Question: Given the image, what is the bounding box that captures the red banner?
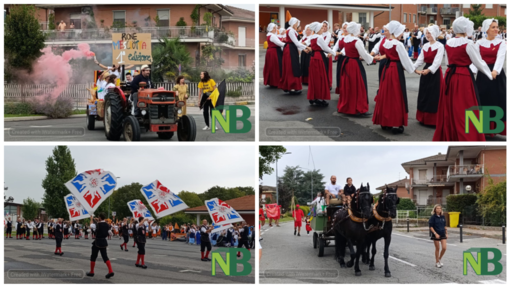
[266,203,281,219]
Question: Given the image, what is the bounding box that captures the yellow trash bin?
[449,212,460,228]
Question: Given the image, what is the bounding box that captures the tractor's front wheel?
[123,115,141,141]
[177,115,197,141]
[103,94,124,141]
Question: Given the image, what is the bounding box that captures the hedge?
[397,198,416,210]
[446,194,477,212]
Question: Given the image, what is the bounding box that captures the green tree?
[4,5,46,72]
[48,12,56,30]
[259,146,287,178]
[200,44,224,69]
[477,181,506,226]
[22,197,41,220]
[197,186,246,202]
[190,5,200,25]
[97,183,148,220]
[176,17,187,26]
[203,12,213,27]
[41,146,77,219]
[152,37,192,82]
[178,191,203,208]
[467,4,484,16]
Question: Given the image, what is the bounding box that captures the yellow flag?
[209,87,220,107]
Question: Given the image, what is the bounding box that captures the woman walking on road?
[429,204,448,268]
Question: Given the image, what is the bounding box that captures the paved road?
[259,49,506,142]
[4,236,255,283]
[4,105,255,142]
[259,222,506,284]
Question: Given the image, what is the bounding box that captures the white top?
[309,34,334,54]
[108,67,121,78]
[288,28,307,51]
[323,31,332,47]
[200,226,209,233]
[368,33,380,42]
[268,33,285,48]
[331,35,346,54]
[445,37,493,79]
[475,38,506,74]
[413,42,445,74]
[371,36,386,54]
[382,39,416,73]
[106,83,116,89]
[96,79,108,100]
[325,182,342,196]
[258,240,262,250]
[90,223,96,229]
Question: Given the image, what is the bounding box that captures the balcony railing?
[42,26,214,42]
[214,32,255,48]
[440,7,460,15]
[427,6,438,14]
[419,6,427,13]
[447,164,484,179]
[413,175,449,185]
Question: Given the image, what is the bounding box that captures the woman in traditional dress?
[306,22,334,106]
[333,22,349,94]
[372,21,416,134]
[474,18,506,136]
[337,22,374,116]
[370,24,390,83]
[263,23,285,88]
[413,25,444,126]
[300,25,312,85]
[322,21,333,89]
[433,17,494,141]
[278,18,307,94]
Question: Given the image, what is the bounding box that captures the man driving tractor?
[130,65,154,116]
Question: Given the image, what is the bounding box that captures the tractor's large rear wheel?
[123,115,141,141]
[103,94,124,141]
[177,115,197,141]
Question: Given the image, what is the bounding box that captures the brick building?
[401,146,506,206]
[184,195,255,226]
[5,4,254,70]
[259,185,277,208]
[375,177,411,200]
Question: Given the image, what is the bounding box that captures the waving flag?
[265,203,280,219]
[64,169,117,213]
[205,198,244,225]
[212,222,233,233]
[140,180,188,218]
[64,194,90,221]
[127,200,154,220]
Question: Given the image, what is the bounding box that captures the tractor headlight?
[177,101,186,108]
[138,102,146,108]
[141,110,147,116]
[177,108,182,115]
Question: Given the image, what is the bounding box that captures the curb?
[5,114,86,122]
[395,228,504,240]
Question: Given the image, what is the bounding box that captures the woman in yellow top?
[197,71,217,130]
[173,76,189,115]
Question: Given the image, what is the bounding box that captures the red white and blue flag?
[212,222,232,233]
[127,200,154,220]
[140,180,188,218]
[64,169,117,213]
[64,194,90,221]
[205,198,244,225]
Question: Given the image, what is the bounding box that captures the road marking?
[30,125,52,127]
[389,255,416,267]
[479,279,506,284]
[180,270,201,273]
[4,128,12,131]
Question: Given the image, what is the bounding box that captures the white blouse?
[413,41,445,74]
[308,34,334,54]
[368,33,380,42]
[475,38,506,74]
[382,39,416,73]
[287,28,307,51]
[445,37,493,79]
[342,36,374,63]
[371,36,386,55]
[267,33,285,48]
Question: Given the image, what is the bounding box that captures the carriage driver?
[324,176,342,205]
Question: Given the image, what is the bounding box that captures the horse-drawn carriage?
[310,197,345,257]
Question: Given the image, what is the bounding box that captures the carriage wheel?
[313,232,318,249]
[318,238,325,257]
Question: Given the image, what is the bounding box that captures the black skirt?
[476,64,506,121]
[335,55,346,92]
[300,50,311,77]
[417,63,442,113]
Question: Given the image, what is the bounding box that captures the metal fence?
[4,82,254,109]
[395,206,449,227]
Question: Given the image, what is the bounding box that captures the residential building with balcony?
[4,4,254,71]
[401,146,506,207]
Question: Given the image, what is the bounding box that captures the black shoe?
[294,230,296,236]
[206,258,211,261]
[283,90,289,93]
[309,100,315,105]
[321,100,329,106]
[54,252,59,255]
[381,126,392,130]
[135,263,141,267]
[120,245,123,250]
[60,252,64,256]
[298,233,301,236]
[201,258,208,262]
[392,126,404,134]
[125,249,128,252]
[86,272,94,277]
[105,272,114,279]
[141,265,147,269]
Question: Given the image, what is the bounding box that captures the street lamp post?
[275,152,291,206]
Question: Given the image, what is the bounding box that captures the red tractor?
[87,82,196,141]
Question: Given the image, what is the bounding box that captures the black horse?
[333,183,374,276]
[365,185,400,277]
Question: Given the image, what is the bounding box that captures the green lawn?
[5,110,87,118]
